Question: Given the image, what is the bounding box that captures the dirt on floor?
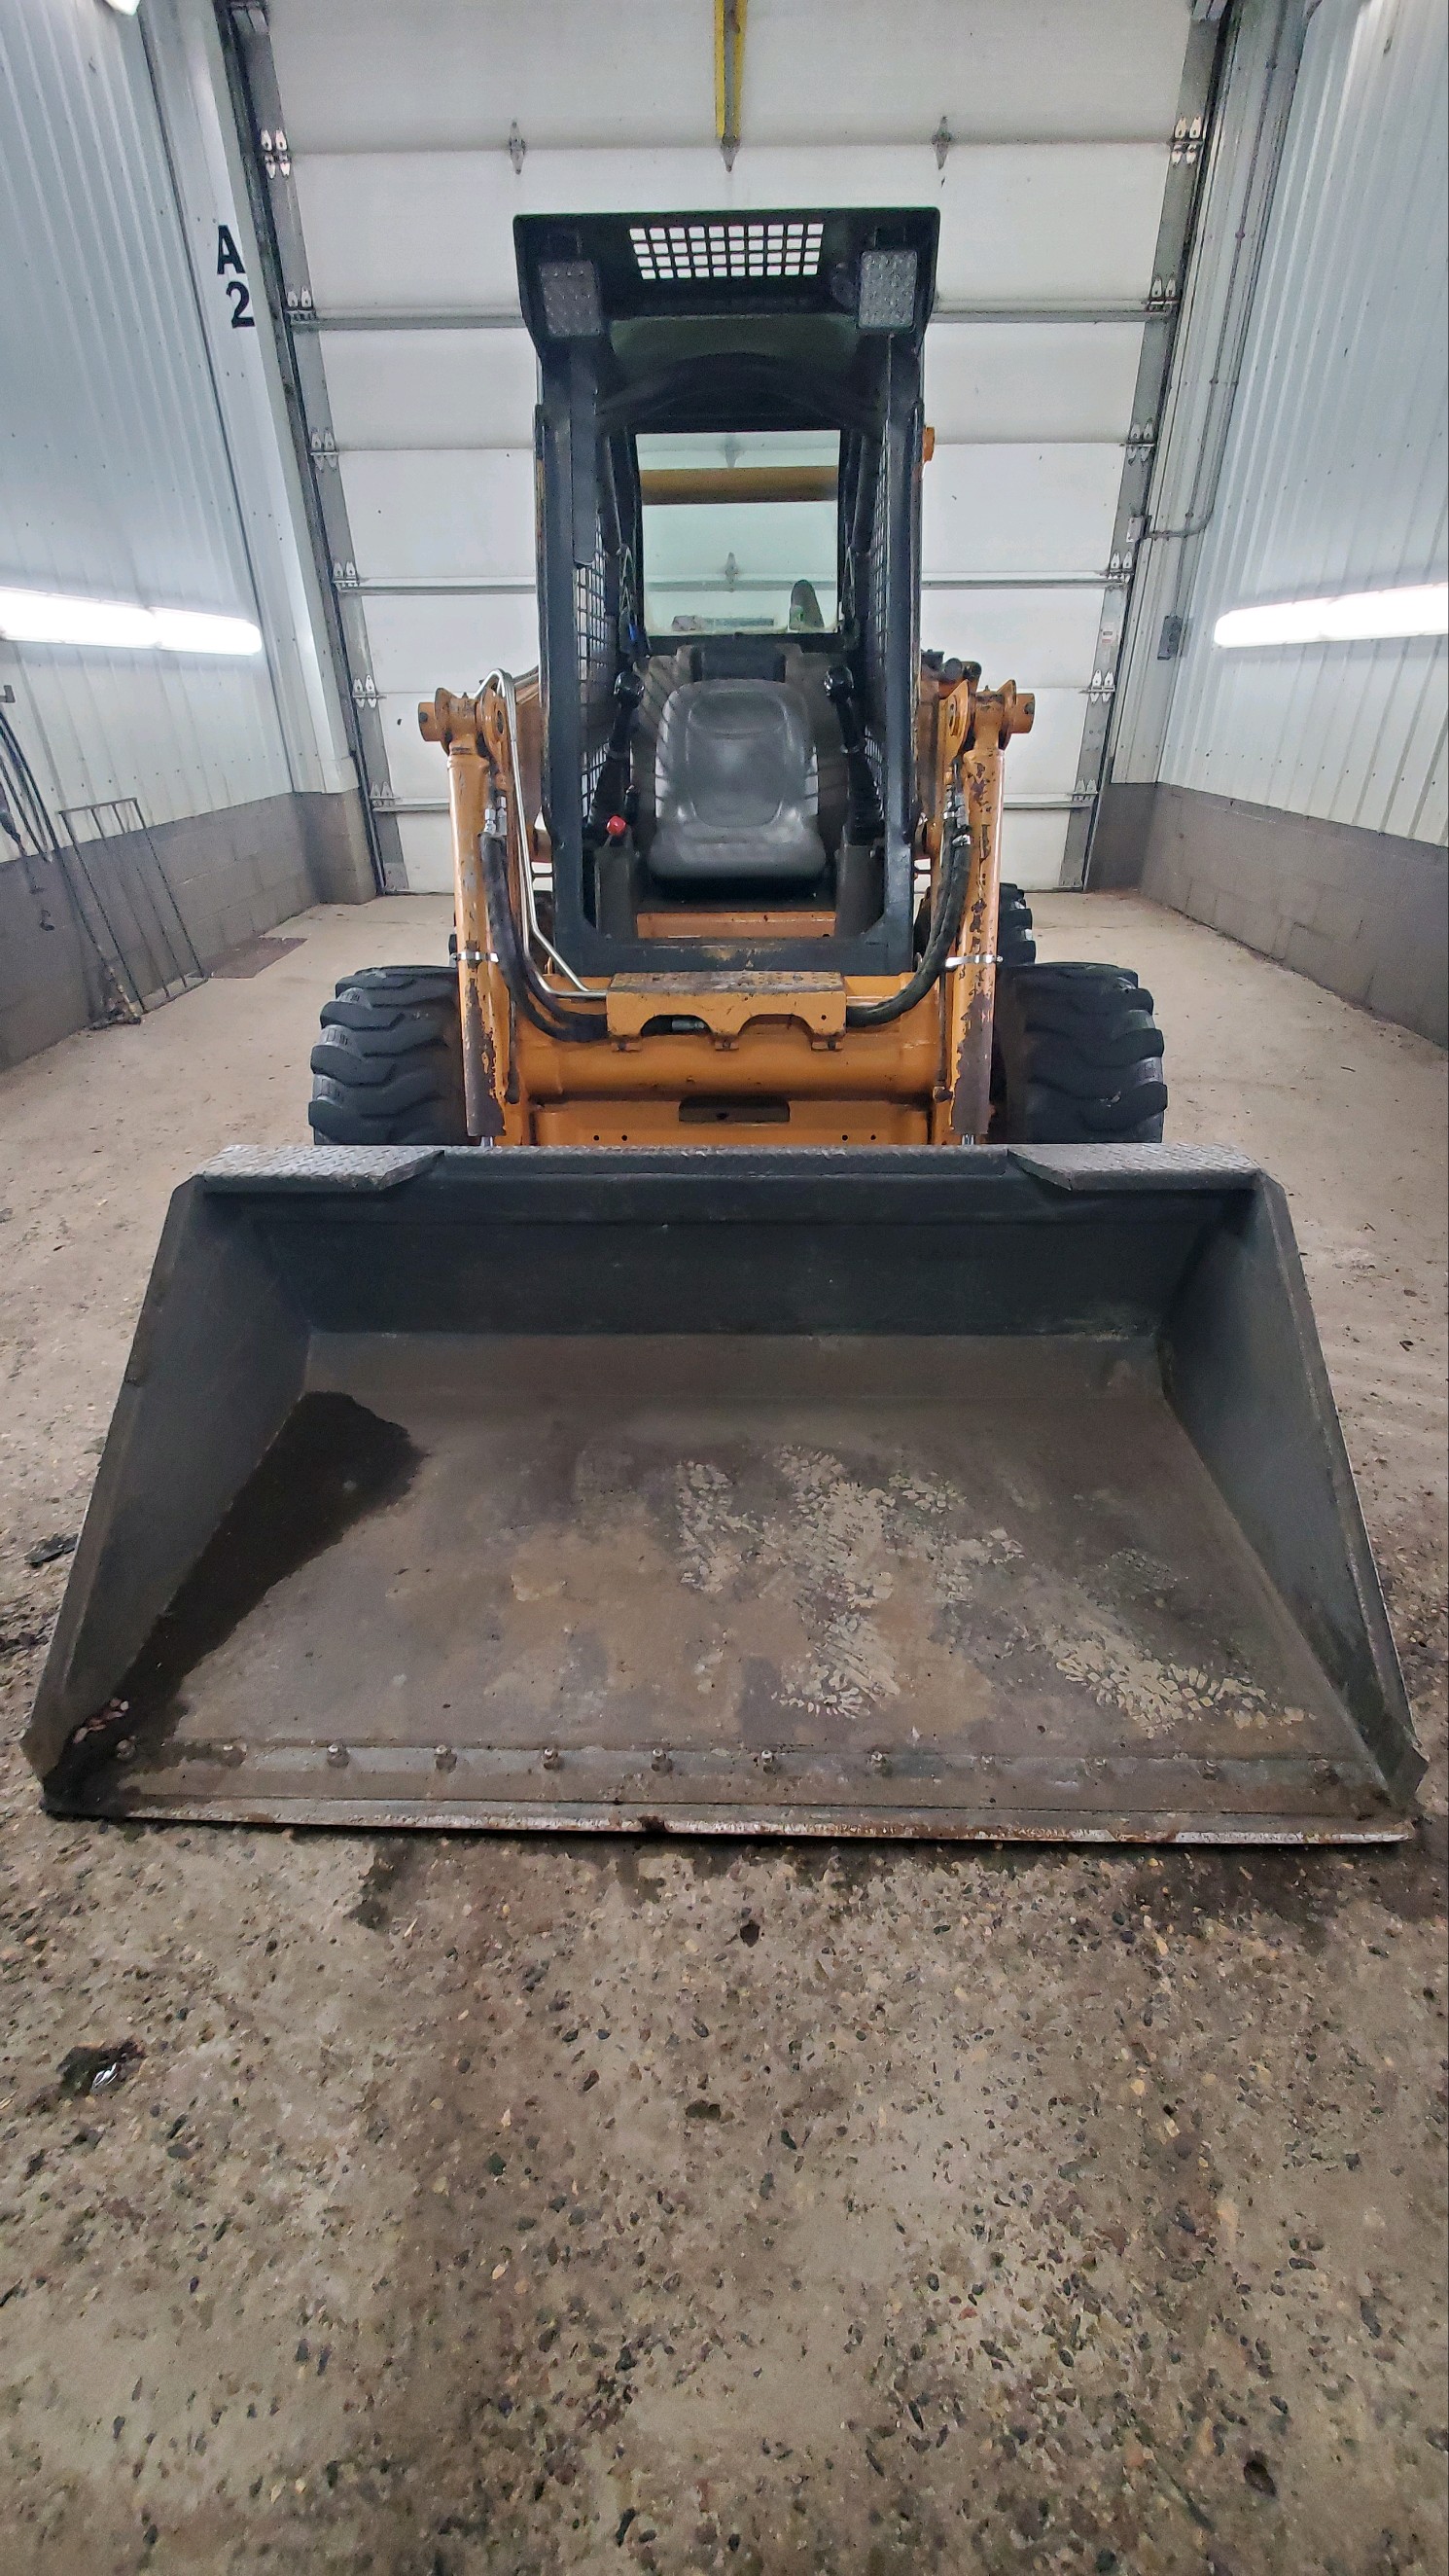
[1,892,1445,2576]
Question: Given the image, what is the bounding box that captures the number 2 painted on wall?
[216,223,256,329]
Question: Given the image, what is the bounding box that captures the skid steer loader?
[27,209,1421,1843]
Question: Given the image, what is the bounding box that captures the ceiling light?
[152,607,265,655]
[101,0,142,16]
[1214,583,1448,648]
[0,589,263,656]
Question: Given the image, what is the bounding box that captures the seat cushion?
[650,680,829,881]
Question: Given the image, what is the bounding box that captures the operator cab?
[513,208,938,976]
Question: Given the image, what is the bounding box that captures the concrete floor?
[1,892,1444,2576]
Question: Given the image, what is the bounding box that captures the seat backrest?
[650,680,828,882]
[688,636,787,683]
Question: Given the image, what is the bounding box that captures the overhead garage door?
[230,0,1219,893]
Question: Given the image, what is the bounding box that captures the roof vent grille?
[628,219,825,285]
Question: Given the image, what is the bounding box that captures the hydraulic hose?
[480,830,610,1044]
[843,826,970,1028]
[481,666,594,992]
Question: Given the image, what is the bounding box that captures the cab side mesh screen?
[575,542,613,804]
[862,437,890,805]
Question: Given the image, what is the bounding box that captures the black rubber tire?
[308,964,468,1145]
[997,881,1036,968]
[991,960,1168,1143]
[915,877,1035,964]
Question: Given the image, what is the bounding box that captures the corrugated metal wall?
[0,0,292,825]
[1116,0,1447,844]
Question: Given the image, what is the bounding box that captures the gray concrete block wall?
[1091,780,1447,1047]
[0,787,377,1071]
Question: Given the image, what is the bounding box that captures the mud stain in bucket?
[50,1392,420,1797]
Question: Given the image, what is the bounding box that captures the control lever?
[587,667,644,843]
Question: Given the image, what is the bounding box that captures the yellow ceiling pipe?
[715,0,747,169]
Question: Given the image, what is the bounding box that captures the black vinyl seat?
[649,679,829,882]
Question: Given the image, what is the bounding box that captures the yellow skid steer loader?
[27,210,1422,1842]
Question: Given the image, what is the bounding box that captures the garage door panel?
[337,450,535,581]
[990,686,1089,796]
[921,586,1109,688]
[993,809,1072,891]
[321,319,1140,456]
[322,330,538,450]
[269,0,711,154]
[923,446,1123,577]
[272,0,1189,153]
[394,809,456,895]
[365,591,540,696]
[380,694,461,803]
[924,323,1143,444]
[294,144,1169,316]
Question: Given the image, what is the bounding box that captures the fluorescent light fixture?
[152,607,264,655]
[1214,582,1448,649]
[101,0,142,15]
[0,588,263,656]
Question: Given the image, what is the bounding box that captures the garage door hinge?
[369,787,402,812]
[352,676,379,710]
[1126,419,1157,461]
[283,285,315,318]
[1170,116,1206,166]
[1148,274,1180,311]
[308,427,339,468]
[332,560,360,590]
[1087,669,1117,704]
[259,127,291,181]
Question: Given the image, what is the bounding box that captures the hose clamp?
[945,951,1003,969]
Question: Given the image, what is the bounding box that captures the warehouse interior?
[1,2,1445,2570]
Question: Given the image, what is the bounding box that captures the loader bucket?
[27,1144,1421,1843]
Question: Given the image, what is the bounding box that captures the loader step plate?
[65,1336,1404,1842]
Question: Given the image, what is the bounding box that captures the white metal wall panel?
[1139,0,1448,843]
[269,0,1191,153]
[0,0,292,824]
